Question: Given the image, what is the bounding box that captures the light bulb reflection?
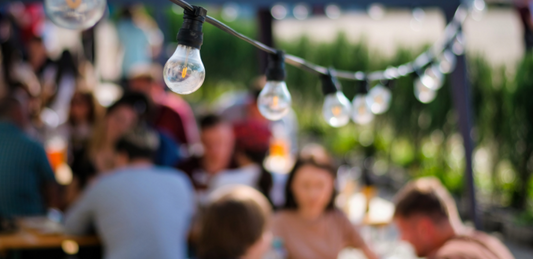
[323,91,351,127]
[258,81,291,121]
[420,66,444,90]
[164,45,205,95]
[45,0,106,30]
[352,94,374,125]
[438,51,457,74]
[452,33,465,56]
[414,78,437,103]
[366,84,391,114]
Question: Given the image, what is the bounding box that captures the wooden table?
[0,218,99,255]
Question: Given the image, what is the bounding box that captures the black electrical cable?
[168,0,470,82]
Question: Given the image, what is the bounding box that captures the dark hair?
[393,178,450,221]
[0,97,20,119]
[198,187,271,259]
[107,92,151,120]
[199,114,224,130]
[115,126,159,161]
[68,91,98,126]
[283,146,337,211]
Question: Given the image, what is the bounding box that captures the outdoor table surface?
[0,219,99,253]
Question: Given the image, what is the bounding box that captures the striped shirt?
[0,122,56,217]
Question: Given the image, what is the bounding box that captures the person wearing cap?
[64,126,194,259]
[127,63,200,156]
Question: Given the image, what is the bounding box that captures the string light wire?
[168,0,473,82]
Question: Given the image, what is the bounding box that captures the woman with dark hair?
[272,144,378,259]
[198,186,272,259]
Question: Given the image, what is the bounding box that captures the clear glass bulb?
[420,66,444,90]
[258,81,292,121]
[452,33,465,56]
[323,91,351,127]
[352,94,374,125]
[366,84,391,114]
[164,45,205,95]
[438,50,457,74]
[45,0,106,30]
[414,78,437,103]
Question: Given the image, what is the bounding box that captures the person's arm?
[338,210,379,259]
[63,185,97,235]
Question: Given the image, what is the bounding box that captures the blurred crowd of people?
[0,3,516,259]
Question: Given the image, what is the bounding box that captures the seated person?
[393,177,514,259]
[271,145,377,259]
[127,64,200,149]
[64,126,194,259]
[0,89,59,217]
[197,185,272,259]
[179,114,235,195]
[69,92,180,194]
[209,120,273,201]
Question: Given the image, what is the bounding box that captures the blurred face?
[28,40,47,66]
[394,215,435,257]
[70,94,91,124]
[291,165,334,216]
[105,105,137,143]
[128,77,153,96]
[201,123,235,174]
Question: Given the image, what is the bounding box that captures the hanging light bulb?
[414,76,437,103]
[452,32,465,56]
[45,0,106,30]
[438,50,457,74]
[164,6,207,95]
[351,80,374,124]
[258,51,291,121]
[321,69,352,127]
[366,82,392,115]
[419,65,444,90]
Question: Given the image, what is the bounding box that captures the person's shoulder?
[272,210,297,234]
[153,167,194,186]
[435,231,514,259]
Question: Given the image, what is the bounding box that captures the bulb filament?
[182,47,191,79]
[272,96,279,108]
[65,0,82,8]
[332,106,341,116]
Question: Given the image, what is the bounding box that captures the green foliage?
[157,12,532,207]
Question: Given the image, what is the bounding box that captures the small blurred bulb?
[321,69,351,127]
[164,45,205,94]
[258,51,291,121]
[45,0,106,30]
[414,77,437,103]
[438,50,457,74]
[258,81,291,121]
[366,84,391,114]
[164,6,207,95]
[352,94,374,125]
[452,33,465,56]
[420,66,444,90]
[323,91,352,127]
